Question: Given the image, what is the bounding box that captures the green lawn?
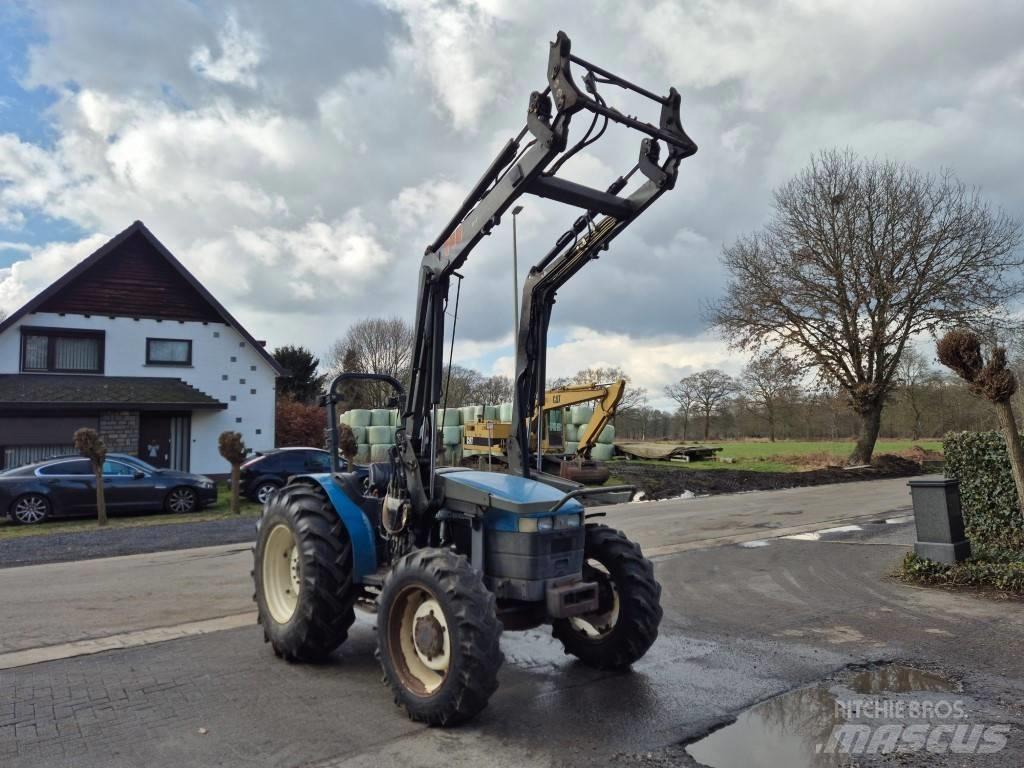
[0,484,261,541]
[618,439,943,473]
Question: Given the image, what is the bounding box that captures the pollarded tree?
[741,352,802,442]
[937,329,1024,519]
[219,431,248,514]
[74,428,107,527]
[711,149,1023,465]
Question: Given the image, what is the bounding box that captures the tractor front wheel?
[552,524,662,669]
[377,548,503,726]
[253,483,356,662]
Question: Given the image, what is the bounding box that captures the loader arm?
[396,30,695,509]
[570,380,625,458]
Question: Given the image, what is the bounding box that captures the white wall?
[0,312,277,474]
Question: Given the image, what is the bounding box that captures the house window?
[146,338,192,366]
[20,327,104,373]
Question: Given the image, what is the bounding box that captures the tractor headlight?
[556,513,581,529]
[518,516,554,533]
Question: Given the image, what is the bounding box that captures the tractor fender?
[294,473,377,583]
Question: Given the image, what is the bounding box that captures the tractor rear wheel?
[552,524,661,669]
[252,483,356,662]
[377,548,503,726]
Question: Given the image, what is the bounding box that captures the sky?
[0,0,1022,409]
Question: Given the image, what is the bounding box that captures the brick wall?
[99,410,139,454]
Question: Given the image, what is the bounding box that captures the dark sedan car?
[238,448,334,504]
[0,455,217,525]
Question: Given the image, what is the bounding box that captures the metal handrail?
[548,484,636,514]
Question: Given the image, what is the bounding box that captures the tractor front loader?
[252,31,697,726]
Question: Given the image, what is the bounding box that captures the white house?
[0,221,282,474]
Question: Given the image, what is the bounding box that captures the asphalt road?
[0,477,915,654]
[3,476,1023,767]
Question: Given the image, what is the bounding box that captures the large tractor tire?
[552,524,662,669]
[252,483,356,662]
[377,548,503,726]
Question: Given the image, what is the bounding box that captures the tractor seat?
[368,462,393,494]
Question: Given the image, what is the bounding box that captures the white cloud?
[0,234,110,310]
[189,10,264,88]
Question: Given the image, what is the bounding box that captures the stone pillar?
[98,411,140,455]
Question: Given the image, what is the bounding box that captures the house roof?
[0,221,284,375]
[0,374,227,412]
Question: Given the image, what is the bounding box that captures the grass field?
[0,484,261,541]
[620,439,943,473]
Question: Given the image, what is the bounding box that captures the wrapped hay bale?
[591,443,615,461]
[564,441,579,455]
[498,402,514,421]
[482,405,498,421]
[462,405,483,424]
[438,408,461,427]
[389,409,400,426]
[367,425,397,445]
[351,426,367,444]
[348,409,372,428]
[442,425,463,446]
[339,411,351,426]
[563,423,578,442]
[370,444,392,462]
[355,444,371,463]
[597,424,615,444]
[370,409,392,426]
[570,405,594,426]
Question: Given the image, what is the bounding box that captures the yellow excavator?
[463,380,624,484]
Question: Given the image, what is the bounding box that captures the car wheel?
[166,487,198,514]
[12,494,50,525]
[255,481,280,505]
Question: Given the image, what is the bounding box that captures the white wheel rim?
[570,562,620,639]
[14,496,47,524]
[169,489,194,513]
[257,484,275,504]
[390,587,450,695]
[263,524,300,624]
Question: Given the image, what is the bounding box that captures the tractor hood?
[438,470,584,516]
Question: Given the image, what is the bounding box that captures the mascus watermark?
[819,723,1010,755]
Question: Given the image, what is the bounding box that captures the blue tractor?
[252,31,697,726]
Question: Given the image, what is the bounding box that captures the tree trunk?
[849,402,882,465]
[230,464,241,515]
[681,412,689,441]
[994,400,1024,519]
[94,468,107,527]
[768,411,776,442]
[703,411,711,441]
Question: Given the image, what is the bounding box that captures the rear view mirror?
[133,470,145,479]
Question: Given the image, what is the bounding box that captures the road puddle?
[685,664,958,767]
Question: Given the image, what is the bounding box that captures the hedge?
[943,431,1024,546]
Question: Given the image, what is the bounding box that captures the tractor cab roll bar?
[399,30,697,510]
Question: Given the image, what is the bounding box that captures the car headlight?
[200,478,215,488]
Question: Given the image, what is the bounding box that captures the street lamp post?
[511,206,523,341]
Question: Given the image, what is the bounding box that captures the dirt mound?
[612,455,924,500]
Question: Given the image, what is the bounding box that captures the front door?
[139,413,191,470]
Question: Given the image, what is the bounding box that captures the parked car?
[0,455,218,525]
[238,448,335,504]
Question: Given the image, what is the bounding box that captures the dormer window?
[20,327,104,373]
[146,338,192,366]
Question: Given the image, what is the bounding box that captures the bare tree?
[219,431,248,514]
[664,378,697,440]
[440,364,481,408]
[74,428,107,526]
[711,150,1022,464]
[683,369,737,440]
[471,374,514,405]
[895,347,938,441]
[741,352,801,442]
[937,329,1024,519]
[328,317,415,407]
